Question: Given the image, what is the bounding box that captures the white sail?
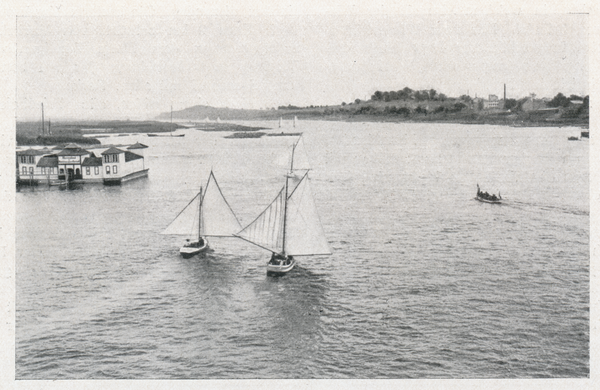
[161,193,201,239]
[200,172,242,237]
[162,171,240,239]
[290,136,311,172]
[284,173,331,256]
[237,137,330,258]
[236,187,285,253]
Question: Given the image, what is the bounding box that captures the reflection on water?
[16,121,588,378]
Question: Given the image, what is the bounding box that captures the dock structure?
[16,142,149,186]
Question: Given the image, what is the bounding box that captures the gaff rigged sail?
[161,193,201,239]
[284,173,331,256]
[162,171,241,239]
[235,187,285,253]
[200,172,242,237]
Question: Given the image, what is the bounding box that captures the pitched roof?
[101,146,126,155]
[36,156,58,167]
[82,156,103,167]
[127,142,149,149]
[56,146,90,156]
[17,148,46,156]
[125,151,143,162]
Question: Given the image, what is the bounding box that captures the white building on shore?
[16,142,149,186]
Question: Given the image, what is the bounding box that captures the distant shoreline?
[16,113,588,147]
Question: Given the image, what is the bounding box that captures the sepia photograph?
[2,2,594,388]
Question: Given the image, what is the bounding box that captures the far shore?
[16,112,588,147]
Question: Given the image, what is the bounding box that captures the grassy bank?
[161,99,589,129]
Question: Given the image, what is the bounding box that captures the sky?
[15,14,589,120]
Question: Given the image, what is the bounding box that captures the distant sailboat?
[148,106,185,137]
[268,116,302,137]
[162,170,241,258]
[235,137,331,275]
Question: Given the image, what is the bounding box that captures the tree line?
[371,87,448,102]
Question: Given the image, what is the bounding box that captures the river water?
[15,121,589,379]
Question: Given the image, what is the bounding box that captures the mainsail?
[161,193,201,239]
[162,171,241,239]
[236,187,285,253]
[284,173,331,256]
[200,171,242,237]
[236,171,330,256]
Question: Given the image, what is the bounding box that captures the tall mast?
[198,185,203,240]
[41,103,45,136]
[281,141,297,254]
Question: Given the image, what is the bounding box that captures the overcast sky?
[16,14,588,120]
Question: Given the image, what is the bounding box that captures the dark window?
[29,167,33,174]
[113,165,117,174]
[60,168,64,174]
[104,155,109,163]
[95,167,99,175]
[22,167,27,174]
[86,167,90,175]
[20,156,26,163]
[106,165,110,174]
[112,154,119,162]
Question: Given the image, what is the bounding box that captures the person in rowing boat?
[270,252,282,265]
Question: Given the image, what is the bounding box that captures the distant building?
[57,143,91,181]
[483,94,500,109]
[16,142,149,186]
[101,146,148,185]
[16,148,49,184]
[521,97,547,112]
[81,152,104,183]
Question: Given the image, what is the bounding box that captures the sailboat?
[148,106,185,137]
[268,115,302,137]
[162,170,242,258]
[235,137,331,275]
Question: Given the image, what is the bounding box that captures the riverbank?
[159,101,589,129]
[16,121,269,146]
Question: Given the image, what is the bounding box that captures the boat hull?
[266,256,296,276]
[180,239,209,258]
[476,196,502,204]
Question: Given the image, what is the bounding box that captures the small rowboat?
[476,184,502,204]
[476,195,502,204]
